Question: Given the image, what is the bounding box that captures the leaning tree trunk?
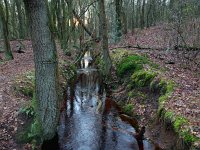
[0,0,13,60]
[98,0,112,76]
[23,0,59,140]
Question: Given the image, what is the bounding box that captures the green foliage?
[164,111,174,120]
[123,104,134,115]
[19,105,35,118]
[27,119,42,140]
[180,130,199,144]
[158,81,174,104]
[130,70,157,89]
[19,94,36,118]
[116,54,149,77]
[161,109,199,144]
[174,117,188,132]
[61,62,77,81]
[13,71,35,97]
[16,119,42,144]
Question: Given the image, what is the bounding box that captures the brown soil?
[0,40,34,149]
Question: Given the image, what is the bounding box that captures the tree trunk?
[131,0,135,31]
[121,2,127,34]
[115,0,122,42]
[0,0,13,60]
[140,0,145,29]
[61,0,68,50]
[136,0,141,28]
[16,0,25,39]
[23,0,59,140]
[98,0,112,76]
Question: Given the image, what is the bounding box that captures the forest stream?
[57,52,158,150]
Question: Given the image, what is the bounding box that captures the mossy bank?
[110,49,200,150]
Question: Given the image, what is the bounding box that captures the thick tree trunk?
[98,0,112,76]
[24,0,59,140]
[0,0,13,60]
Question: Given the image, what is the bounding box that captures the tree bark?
[0,0,13,60]
[141,0,145,29]
[16,0,25,39]
[115,0,122,41]
[23,0,59,140]
[98,0,112,76]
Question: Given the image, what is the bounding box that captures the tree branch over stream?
[65,0,97,39]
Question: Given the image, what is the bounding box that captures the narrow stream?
[58,52,156,150]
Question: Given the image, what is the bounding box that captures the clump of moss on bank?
[117,54,149,77]
[160,109,199,146]
[123,104,134,116]
[130,70,157,89]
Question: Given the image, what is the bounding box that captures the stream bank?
[109,49,199,150]
[57,51,161,150]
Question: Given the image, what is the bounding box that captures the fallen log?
[109,45,162,51]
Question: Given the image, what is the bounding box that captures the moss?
[116,55,149,77]
[13,71,35,97]
[161,109,199,145]
[110,49,129,66]
[164,111,175,120]
[180,130,199,144]
[130,70,157,89]
[123,104,134,115]
[158,81,174,104]
[174,117,188,132]
[128,90,147,100]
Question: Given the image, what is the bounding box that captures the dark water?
[58,52,156,150]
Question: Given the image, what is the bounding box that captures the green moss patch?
[161,109,199,145]
[123,104,134,116]
[130,70,157,89]
[116,54,149,77]
[110,49,129,66]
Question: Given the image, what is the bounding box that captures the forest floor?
[0,25,199,149]
[0,40,34,149]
